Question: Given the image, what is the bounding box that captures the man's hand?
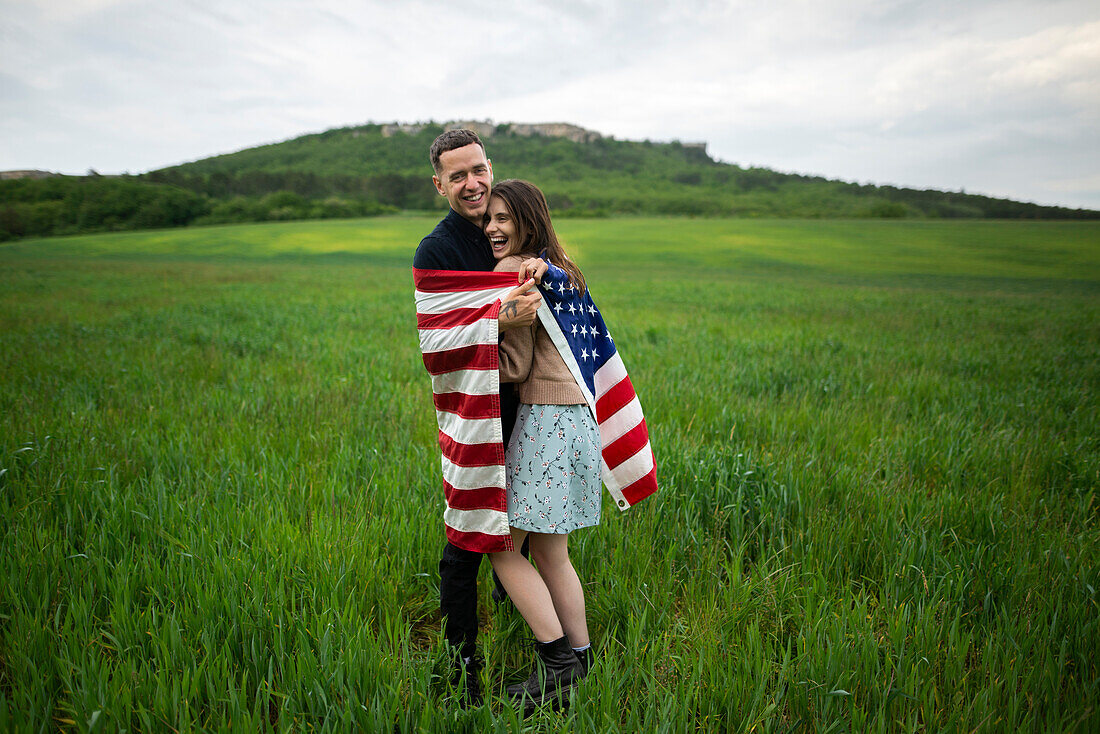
[517,257,548,284]
[498,278,541,331]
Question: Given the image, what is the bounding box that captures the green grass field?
[1,215,1098,731]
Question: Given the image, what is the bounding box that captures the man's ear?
[432,175,445,196]
[487,159,493,182]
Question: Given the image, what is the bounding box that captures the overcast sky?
[2,0,1099,208]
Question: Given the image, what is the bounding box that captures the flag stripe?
[437,412,501,448]
[433,391,497,420]
[415,286,511,314]
[422,344,498,375]
[602,419,652,470]
[611,443,655,487]
[417,304,499,330]
[444,481,507,511]
[445,526,514,553]
[598,394,643,447]
[419,320,498,355]
[442,458,504,491]
[439,432,504,467]
[415,270,517,293]
[593,352,628,395]
[429,369,498,396]
[621,464,658,505]
[443,505,510,536]
[594,375,637,424]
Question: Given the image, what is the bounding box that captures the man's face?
[433,143,493,225]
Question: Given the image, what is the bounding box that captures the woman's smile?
[485,195,517,259]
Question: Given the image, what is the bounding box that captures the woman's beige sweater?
[495,255,586,405]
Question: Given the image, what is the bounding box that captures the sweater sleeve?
[494,255,535,384]
[498,324,535,384]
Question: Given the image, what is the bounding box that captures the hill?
[4,121,1098,241]
[146,120,1098,220]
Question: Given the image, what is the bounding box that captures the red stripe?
[602,419,650,471]
[595,375,636,423]
[621,463,658,505]
[422,344,498,375]
[433,392,498,420]
[444,481,507,511]
[439,431,505,467]
[417,302,498,329]
[445,525,513,553]
[414,268,516,293]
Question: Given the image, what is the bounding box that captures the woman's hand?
[499,278,542,331]
[518,257,548,284]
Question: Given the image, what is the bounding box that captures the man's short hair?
[430,129,485,174]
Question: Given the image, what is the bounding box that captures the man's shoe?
[506,636,580,711]
[573,646,592,679]
[450,655,483,707]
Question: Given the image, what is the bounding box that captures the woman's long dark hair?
[490,179,586,293]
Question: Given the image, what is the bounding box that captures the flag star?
[568,303,576,314]
[590,327,600,337]
[591,348,598,360]
[557,282,566,294]
[571,324,578,336]
[553,302,563,314]
[580,325,588,337]
[588,304,597,315]
[580,348,589,360]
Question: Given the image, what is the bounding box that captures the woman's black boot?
[506,635,580,710]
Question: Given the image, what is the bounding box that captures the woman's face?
[484,195,518,259]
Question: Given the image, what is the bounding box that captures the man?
[412,129,543,703]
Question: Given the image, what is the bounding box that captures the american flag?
[413,265,657,554]
[533,263,658,512]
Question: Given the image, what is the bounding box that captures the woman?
[485,179,598,709]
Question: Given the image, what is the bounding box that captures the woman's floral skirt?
[505,403,602,534]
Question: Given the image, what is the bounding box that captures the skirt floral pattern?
[506,403,602,534]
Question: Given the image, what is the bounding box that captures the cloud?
[1,0,1098,207]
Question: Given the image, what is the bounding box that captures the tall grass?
[1,216,1097,731]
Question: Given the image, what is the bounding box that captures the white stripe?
[444,506,510,536]
[430,369,497,396]
[598,395,642,447]
[594,352,628,397]
[437,412,499,447]
[415,286,511,315]
[441,456,505,490]
[606,442,654,489]
[419,319,497,354]
[600,443,653,510]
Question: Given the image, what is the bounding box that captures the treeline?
[143,169,438,210]
[0,176,397,241]
[0,177,207,240]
